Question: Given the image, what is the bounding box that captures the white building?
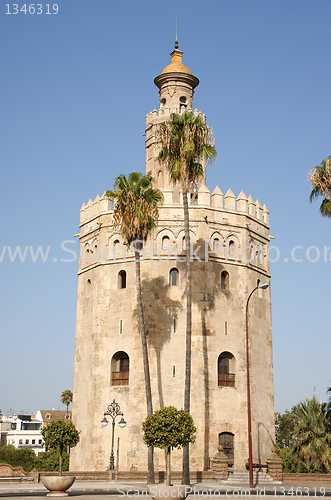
[0,414,45,455]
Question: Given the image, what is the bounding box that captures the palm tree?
[60,390,73,416]
[293,397,331,472]
[106,172,163,484]
[156,112,217,484]
[326,386,331,422]
[308,156,331,217]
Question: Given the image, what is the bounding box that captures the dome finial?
[174,17,179,49]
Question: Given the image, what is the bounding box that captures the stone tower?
[70,44,275,473]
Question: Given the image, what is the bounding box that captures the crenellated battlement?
[146,108,206,127]
[80,192,112,225]
[80,185,269,227]
[197,185,269,225]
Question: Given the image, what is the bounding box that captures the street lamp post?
[101,399,126,471]
[245,283,269,489]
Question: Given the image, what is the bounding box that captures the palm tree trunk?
[135,250,155,484]
[182,186,192,485]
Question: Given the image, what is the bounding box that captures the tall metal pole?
[110,417,116,470]
[245,282,269,488]
[245,286,258,489]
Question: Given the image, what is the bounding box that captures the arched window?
[169,268,179,286]
[213,238,221,252]
[160,98,166,107]
[162,235,170,249]
[226,239,238,261]
[158,170,164,189]
[112,240,126,261]
[179,96,187,113]
[219,432,234,466]
[221,271,229,290]
[249,241,255,262]
[84,244,91,260]
[218,352,235,387]
[19,439,23,445]
[32,439,35,444]
[111,351,129,386]
[118,270,126,289]
[25,439,29,444]
[39,439,42,445]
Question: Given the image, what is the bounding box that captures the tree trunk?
[182,186,192,485]
[135,250,155,484]
[59,447,63,476]
[166,446,171,486]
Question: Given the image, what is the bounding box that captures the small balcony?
[111,371,129,386]
[218,373,235,387]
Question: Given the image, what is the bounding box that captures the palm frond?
[203,144,218,164]
[169,158,182,180]
[309,185,322,202]
[156,112,217,188]
[106,172,163,247]
[183,141,195,155]
[308,157,331,217]
[319,198,331,218]
[189,160,204,181]
[128,171,142,185]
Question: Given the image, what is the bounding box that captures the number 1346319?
[6,4,58,14]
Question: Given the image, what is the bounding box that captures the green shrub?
[34,449,69,472]
[0,445,36,472]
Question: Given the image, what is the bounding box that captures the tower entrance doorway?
[219,432,234,466]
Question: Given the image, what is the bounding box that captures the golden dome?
[161,49,192,75]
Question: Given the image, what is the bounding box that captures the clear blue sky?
[1,0,330,415]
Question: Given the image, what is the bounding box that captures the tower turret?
[145,43,206,193]
[154,46,199,114]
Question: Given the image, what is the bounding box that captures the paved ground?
[0,481,330,500]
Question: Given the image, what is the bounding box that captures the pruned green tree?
[41,420,80,476]
[308,156,331,217]
[156,112,216,483]
[106,172,163,484]
[293,397,331,473]
[60,390,73,416]
[142,406,196,486]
